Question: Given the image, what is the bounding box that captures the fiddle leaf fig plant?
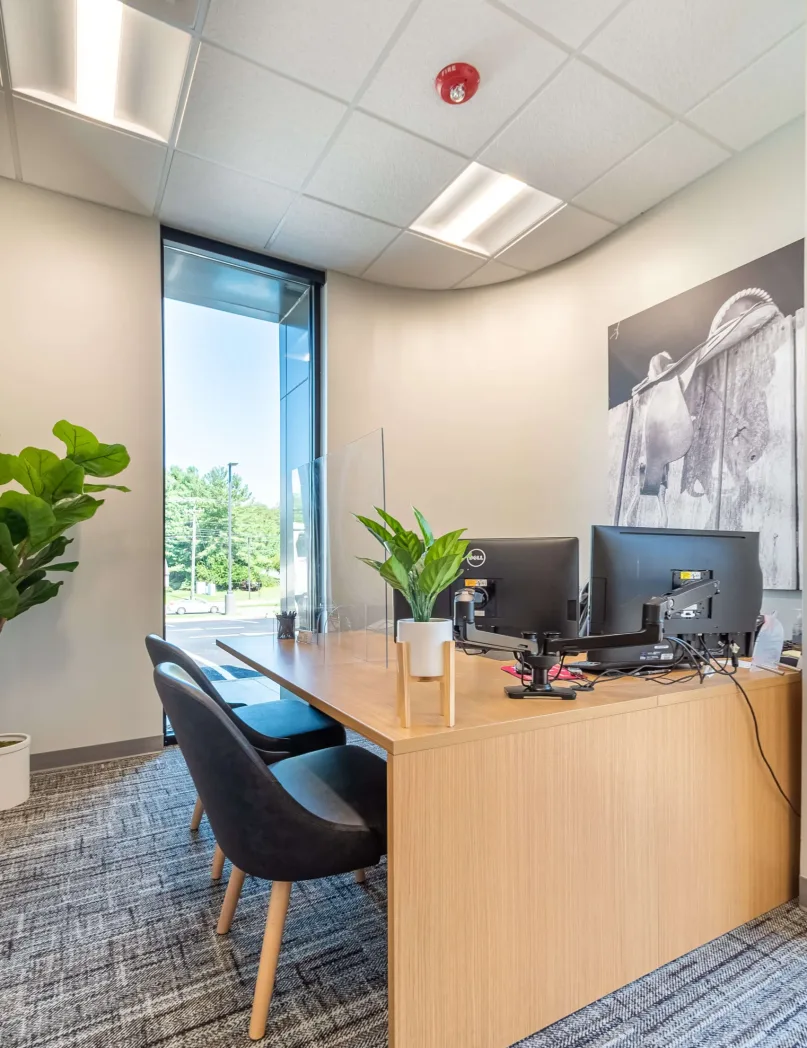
[355,507,467,621]
[0,421,131,633]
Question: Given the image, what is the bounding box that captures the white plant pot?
[0,734,30,811]
[397,618,453,678]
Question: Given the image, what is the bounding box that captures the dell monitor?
[588,525,762,668]
[393,537,579,648]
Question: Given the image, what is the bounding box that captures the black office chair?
[153,663,387,1041]
[145,635,346,875]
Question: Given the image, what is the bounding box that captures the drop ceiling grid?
[0,0,800,287]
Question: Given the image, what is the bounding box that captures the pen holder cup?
[276,611,297,641]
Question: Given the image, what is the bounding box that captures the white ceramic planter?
[0,734,31,811]
[397,618,453,678]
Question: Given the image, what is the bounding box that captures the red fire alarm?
[435,62,480,105]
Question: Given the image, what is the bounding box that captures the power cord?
[462,630,800,816]
[588,636,800,818]
[703,647,800,819]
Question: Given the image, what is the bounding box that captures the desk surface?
[216,633,800,755]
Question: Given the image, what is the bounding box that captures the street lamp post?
[226,461,238,617]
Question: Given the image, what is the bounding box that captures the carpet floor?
[2,746,807,1048]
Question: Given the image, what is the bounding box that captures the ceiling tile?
[362,231,485,289]
[177,45,347,190]
[497,205,616,271]
[269,197,399,276]
[492,0,626,49]
[0,95,15,179]
[124,0,200,29]
[687,30,805,151]
[14,99,166,214]
[573,123,729,224]
[203,0,412,101]
[454,259,526,288]
[360,0,566,156]
[584,0,805,112]
[306,112,467,226]
[160,152,294,249]
[480,60,669,199]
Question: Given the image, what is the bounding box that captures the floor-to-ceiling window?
[161,231,322,707]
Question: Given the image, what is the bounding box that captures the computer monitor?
[393,537,579,646]
[589,525,762,667]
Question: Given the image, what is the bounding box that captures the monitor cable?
[696,637,800,819]
[583,635,799,817]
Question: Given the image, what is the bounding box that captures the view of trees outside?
[163,297,282,668]
[165,464,280,598]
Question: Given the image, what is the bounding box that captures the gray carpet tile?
[2,743,807,1048]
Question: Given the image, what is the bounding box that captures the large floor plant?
[0,421,130,634]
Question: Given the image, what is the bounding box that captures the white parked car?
[166,598,221,616]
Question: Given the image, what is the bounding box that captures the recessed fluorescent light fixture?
[411,162,564,257]
[2,0,191,141]
[76,0,123,124]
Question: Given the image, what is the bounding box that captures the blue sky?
[163,299,280,506]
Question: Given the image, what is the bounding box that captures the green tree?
[165,465,280,593]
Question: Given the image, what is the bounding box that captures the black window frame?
[159,227,325,743]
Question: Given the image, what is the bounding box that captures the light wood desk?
[217,635,801,1048]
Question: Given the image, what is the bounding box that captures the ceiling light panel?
[411,162,563,257]
[3,0,191,141]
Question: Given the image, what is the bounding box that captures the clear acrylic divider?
[287,430,389,665]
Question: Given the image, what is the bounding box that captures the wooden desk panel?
[389,713,660,1048]
[656,679,801,964]
[218,635,801,1048]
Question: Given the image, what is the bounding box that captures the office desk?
[217,635,801,1048]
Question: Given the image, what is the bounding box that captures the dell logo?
[466,548,486,567]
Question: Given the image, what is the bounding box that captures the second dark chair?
[145,634,347,874]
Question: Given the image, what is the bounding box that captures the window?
[161,230,322,725]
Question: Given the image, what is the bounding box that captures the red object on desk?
[501,664,583,681]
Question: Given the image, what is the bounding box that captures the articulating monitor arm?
[452,577,720,700]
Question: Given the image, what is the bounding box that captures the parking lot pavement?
[166,616,276,670]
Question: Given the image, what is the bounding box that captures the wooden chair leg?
[211,843,226,881]
[190,796,204,832]
[217,867,246,934]
[354,868,366,884]
[249,881,292,1041]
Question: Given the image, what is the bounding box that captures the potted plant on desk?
[356,507,467,677]
[0,421,131,810]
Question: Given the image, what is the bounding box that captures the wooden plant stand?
[395,640,456,728]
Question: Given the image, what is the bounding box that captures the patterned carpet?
[2,746,807,1048]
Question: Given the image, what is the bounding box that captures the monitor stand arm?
[452,578,720,700]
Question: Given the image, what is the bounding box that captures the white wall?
[327,120,804,561]
[326,118,806,875]
[0,179,164,756]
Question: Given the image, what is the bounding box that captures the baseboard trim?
[800,877,807,910]
[31,736,164,772]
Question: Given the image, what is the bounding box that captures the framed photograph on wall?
[607,240,804,590]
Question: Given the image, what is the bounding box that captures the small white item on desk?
[737,659,785,675]
[752,612,785,672]
[396,617,453,677]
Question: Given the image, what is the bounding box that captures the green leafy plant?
[355,507,467,622]
[0,421,131,633]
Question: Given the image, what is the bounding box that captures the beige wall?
[0,179,164,755]
[326,117,806,872]
[327,120,804,564]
